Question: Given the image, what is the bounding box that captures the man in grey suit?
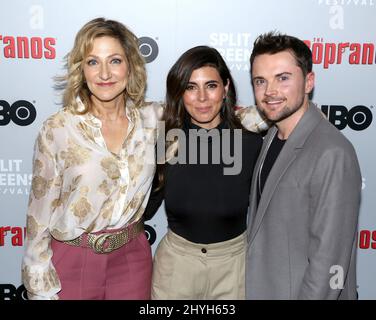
[246,32,362,299]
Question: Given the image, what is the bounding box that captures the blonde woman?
[22,18,161,300]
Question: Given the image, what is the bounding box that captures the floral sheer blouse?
[21,99,267,300]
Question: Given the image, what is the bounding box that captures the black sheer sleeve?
[143,171,164,221]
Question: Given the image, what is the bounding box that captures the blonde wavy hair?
[58,17,146,113]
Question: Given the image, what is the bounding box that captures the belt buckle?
[93,233,114,254]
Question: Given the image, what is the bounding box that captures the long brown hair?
[157,45,243,189]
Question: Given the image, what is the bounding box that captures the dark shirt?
[257,133,286,205]
[144,120,262,244]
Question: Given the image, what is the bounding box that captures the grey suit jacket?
[246,102,362,299]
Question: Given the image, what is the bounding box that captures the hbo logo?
[138,37,159,63]
[144,224,157,246]
[321,105,373,131]
[0,284,28,300]
[0,100,37,126]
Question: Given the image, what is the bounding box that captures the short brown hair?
[250,31,312,77]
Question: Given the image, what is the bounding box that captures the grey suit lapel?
[247,102,324,245]
[247,126,277,234]
[247,131,298,244]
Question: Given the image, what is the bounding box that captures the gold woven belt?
[63,221,144,254]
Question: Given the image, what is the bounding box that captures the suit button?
[201,248,207,254]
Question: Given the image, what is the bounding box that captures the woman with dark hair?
[145,46,263,299]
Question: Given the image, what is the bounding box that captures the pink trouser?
[51,231,152,300]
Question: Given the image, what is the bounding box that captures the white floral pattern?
[22,99,162,300]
